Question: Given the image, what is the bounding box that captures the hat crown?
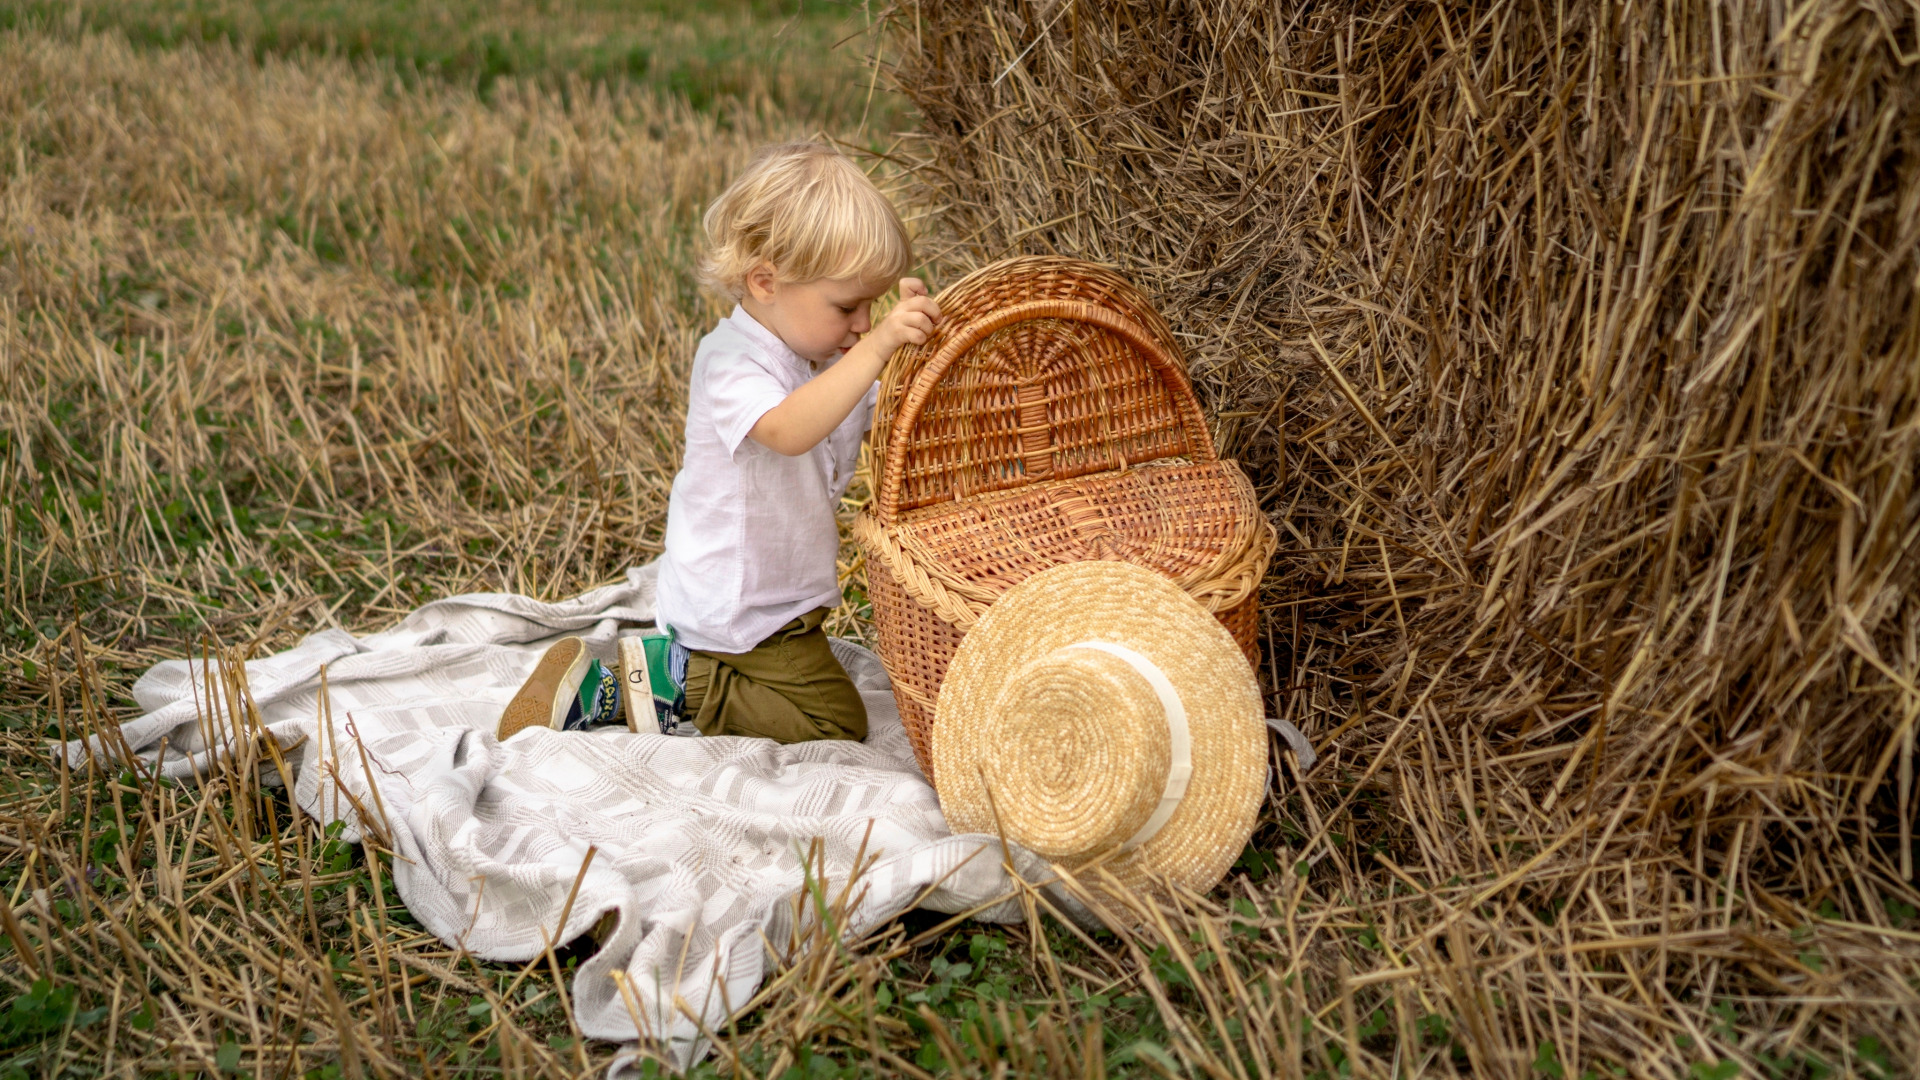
[982,645,1174,861]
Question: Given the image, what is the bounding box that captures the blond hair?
[698,142,912,300]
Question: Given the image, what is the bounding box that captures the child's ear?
[744,262,778,304]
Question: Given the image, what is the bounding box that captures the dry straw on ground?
[887,0,1920,1074]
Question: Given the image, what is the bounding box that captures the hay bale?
[890,0,1920,1062]
[893,0,1918,852]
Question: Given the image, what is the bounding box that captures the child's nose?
[852,310,872,335]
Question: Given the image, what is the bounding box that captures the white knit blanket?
[68,564,1038,1073]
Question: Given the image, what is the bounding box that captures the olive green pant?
[682,608,867,743]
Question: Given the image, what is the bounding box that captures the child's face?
[742,266,893,366]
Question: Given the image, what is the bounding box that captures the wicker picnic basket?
[853,256,1276,785]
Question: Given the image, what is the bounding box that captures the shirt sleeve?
[705,351,791,455]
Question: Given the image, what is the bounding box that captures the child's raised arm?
[748,279,941,456]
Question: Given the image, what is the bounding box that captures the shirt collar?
[729,305,810,371]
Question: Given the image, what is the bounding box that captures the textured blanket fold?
[67,564,1033,1073]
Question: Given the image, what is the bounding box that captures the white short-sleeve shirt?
[654,306,876,653]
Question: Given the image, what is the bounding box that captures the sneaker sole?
[498,638,588,741]
[618,636,649,733]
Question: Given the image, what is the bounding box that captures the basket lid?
[872,257,1215,522]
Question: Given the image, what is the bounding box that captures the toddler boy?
[497,142,939,744]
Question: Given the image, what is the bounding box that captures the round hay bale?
[888,0,1920,1062]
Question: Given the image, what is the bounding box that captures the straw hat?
[932,561,1267,899]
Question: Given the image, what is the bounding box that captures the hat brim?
[932,561,1268,899]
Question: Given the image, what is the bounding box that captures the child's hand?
[869,278,942,354]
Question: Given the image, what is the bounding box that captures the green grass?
[0,0,906,126]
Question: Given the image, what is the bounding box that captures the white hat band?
[1064,641,1192,851]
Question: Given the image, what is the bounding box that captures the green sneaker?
[570,657,621,730]
[498,638,623,741]
[498,638,590,741]
[618,630,693,735]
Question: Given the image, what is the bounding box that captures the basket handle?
[876,299,1216,522]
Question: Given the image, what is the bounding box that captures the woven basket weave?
[855,256,1276,785]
